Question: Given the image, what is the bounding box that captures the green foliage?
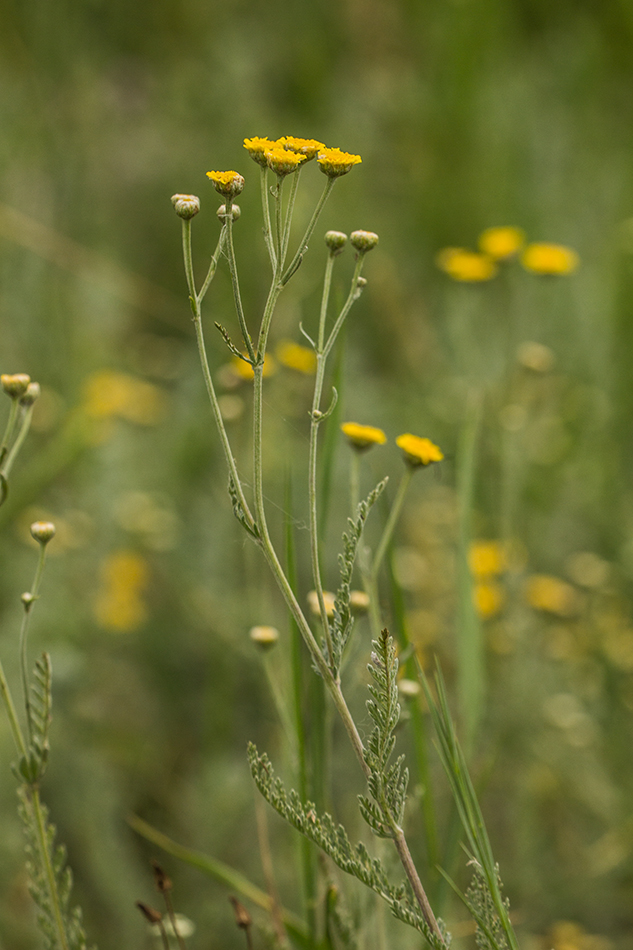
[18,787,92,950]
[359,629,408,837]
[330,478,387,673]
[247,743,446,947]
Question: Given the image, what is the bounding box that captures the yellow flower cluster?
[243,136,361,179]
[469,540,507,619]
[436,226,579,282]
[94,550,150,632]
[396,434,444,467]
[341,421,387,450]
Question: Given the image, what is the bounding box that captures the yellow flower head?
[276,340,317,375]
[243,136,278,167]
[525,574,579,617]
[521,243,579,275]
[280,136,325,161]
[478,226,525,260]
[249,625,280,649]
[83,370,165,426]
[317,147,362,178]
[231,353,276,380]
[265,146,306,177]
[436,248,497,282]
[469,541,507,578]
[206,170,245,199]
[396,434,444,467]
[94,550,150,632]
[341,421,387,451]
[307,589,336,618]
[473,581,505,619]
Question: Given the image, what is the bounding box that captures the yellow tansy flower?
[525,574,580,617]
[521,243,579,275]
[206,170,245,199]
[231,353,276,380]
[243,137,278,167]
[473,581,504,619]
[436,248,497,282]
[265,147,306,176]
[469,541,507,578]
[307,589,336,618]
[341,421,387,451]
[94,550,150,632]
[396,434,444,467]
[83,370,165,426]
[317,147,362,178]
[280,136,325,160]
[478,226,525,260]
[276,340,317,375]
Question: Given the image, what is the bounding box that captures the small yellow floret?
[341,421,387,450]
[280,137,325,160]
[206,170,245,198]
[244,137,278,167]
[478,226,525,260]
[265,147,306,176]
[524,574,579,616]
[94,550,150,632]
[469,541,507,578]
[521,243,579,275]
[396,434,444,467]
[276,340,317,375]
[436,248,497,282]
[317,148,362,178]
[473,581,505,619]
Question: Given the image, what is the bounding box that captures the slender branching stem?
[371,468,412,582]
[322,255,365,361]
[282,177,336,286]
[273,178,284,272]
[224,199,256,363]
[162,889,187,950]
[198,224,227,304]
[2,406,34,480]
[260,166,277,271]
[20,542,48,744]
[308,355,334,667]
[30,786,71,950]
[0,660,27,757]
[392,827,445,943]
[280,168,302,268]
[349,451,360,516]
[317,252,335,352]
[0,398,20,468]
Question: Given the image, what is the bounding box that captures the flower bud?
[21,592,35,607]
[171,194,201,220]
[350,230,379,253]
[30,521,56,544]
[217,203,241,222]
[325,231,347,255]
[20,382,41,407]
[1,374,31,399]
[249,625,280,649]
[206,171,245,199]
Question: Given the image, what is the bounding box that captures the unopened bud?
[21,592,35,607]
[30,521,56,544]
[217,203,241,222]
[324,230,347,255]
[20,382,41,407]
[1,374,31,399]
[151,860,172,893]
[350,230,379,253]
[171,194,201,220]
[356,277,367,288]
[136,902,163,925]
[249,625,279,649]
[398,678,421,699]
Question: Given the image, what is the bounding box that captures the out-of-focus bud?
[249,625,280,649]
[349,590,370,614]
[217,203,241,222]
[350,230,379,253]
[171,194,201,219]
[1,374,31,399]
[398,678,421,699]
[136,902,163,925]
[325,230,347,255]
[30,521,56,544]
[20,382,41,407]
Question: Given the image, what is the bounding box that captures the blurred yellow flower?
[231,353,276,380]
[341,421,387,451]
[280,136,325,160]
[478,226,525,260]
[243,136,278,167]
[83,370,166,425]
[396,434,444,467]
[521,243,579,275]
[206,170,245,198]
[525,574,580,617]
[265,147,306,176]
[469,541,507,578]
[276,340,317,374]
[307,589,336,618]
[94,550,149,632]
[317,148,362,178]
[436,248,497,282]
[473,581,504,619]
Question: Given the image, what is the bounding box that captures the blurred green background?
[2,0,633,947]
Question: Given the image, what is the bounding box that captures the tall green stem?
[2,406,34,480]
[0,398,20,468]
[371,468,412,582]
[224,200,256,363]
[31,787,70,950]
[282,178,335,286]
[260,166,277,271]
[0,661,27,757]
[20,541,48,743]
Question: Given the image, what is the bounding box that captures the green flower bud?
[350,230,379,253]
[324,230,347,255]
[171,194,201,219]
[30,521,56,544]
[20,382,40,407]
[1,374,31,399]
[217,203,241,222]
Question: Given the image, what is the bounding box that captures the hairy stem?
[30,786,71,950]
